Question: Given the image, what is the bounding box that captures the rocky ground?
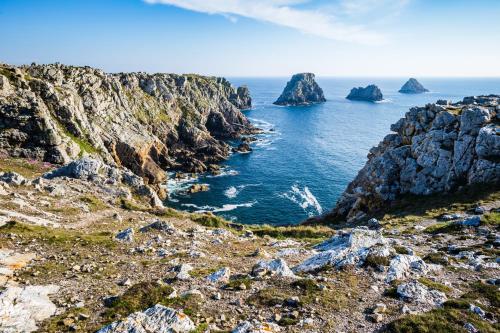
[0,156,498,333]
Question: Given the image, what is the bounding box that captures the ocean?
[166,77,500,225]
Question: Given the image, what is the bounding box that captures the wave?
[223,183,262,199]
[279,184,323,217]
[205,167,239,178]
[181,201,257,213]
[248,117,274,131]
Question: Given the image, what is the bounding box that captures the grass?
[0,221,116,249]
[103,281,203,325]
[225,276,254,290]
[482,211,500,227]
[422,252,449,266]
[380,184,500,226]
[191,213,229,228]
[119,197,149,211]
[423,222,462,235]
[250,225,334,241]
[418,277,452,294]
[246,288,289,307]
[394,245,411,255]
[363,254,390,269]
[462,282,499,309]
[80,194,107,212]
[0,156,54,178]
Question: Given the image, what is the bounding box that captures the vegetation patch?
[80,194,107,212]
[363,254,390,269]
[417,277,452,294]
[424,222,462,234]
[0,156,53,178]
[191,213,228,229]
[422,252,449,266]
[225,276,254,290]
[250,225,334,241]
[482,211,500,227]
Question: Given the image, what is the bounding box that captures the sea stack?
[274,73,326,106]
[346,85,383,102]
[399,78,429,94]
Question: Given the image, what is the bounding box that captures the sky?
[1,0,499,77]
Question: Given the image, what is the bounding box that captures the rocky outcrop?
[346,85,383,102]
[399,78,428,94]
[0,63,255,185]
[326,95,500,222]
[273,73,326,106]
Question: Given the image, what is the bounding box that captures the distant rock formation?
[274,73,326,106]
[230,86,252,109]
[0,63,257,185]
[324,95,500,223]
[399,78,429,94]
[346,85,383,102]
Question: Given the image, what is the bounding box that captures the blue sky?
[1,0,499,77]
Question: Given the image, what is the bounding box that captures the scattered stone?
[474,206,485,214]
[386,254,430,282]
[469,304,485,318]
[368,313,384,323]
[367,218,380,229]
[464,322,479,333]
[232,320,281,333]
[232,143,253,153]
[140,220,176,234]
[0,172,28,186]
[96,304,195,333]
[458,215,481,227]
[372,303,387,314]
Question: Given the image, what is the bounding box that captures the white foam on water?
[223,183,261,199]
[205,168,239,178]
[181,201,257,213]
[279,184,323,217]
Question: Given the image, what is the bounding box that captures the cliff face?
[273,73,326,106]
[329,95,500,222]
[0,63,255,184]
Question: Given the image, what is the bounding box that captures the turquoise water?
[167,78,500,225]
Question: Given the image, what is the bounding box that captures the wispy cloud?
[143,0,390,45]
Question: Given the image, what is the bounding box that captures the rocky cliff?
[346,84,383,102]
[274,73,326,106]
[328,95,500,222]
[0,63,255,185]
[399,78,428,94]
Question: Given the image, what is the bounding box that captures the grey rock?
[44,157,102,180]
[399,78,429,94]
[326,96,500,221]
[0,171,28,186]
[346,85,383,102]
[252,258,297,278]
[274,73,325,106]
[457,215,481,227]
[115,228,134,242]
[206,267,231,284]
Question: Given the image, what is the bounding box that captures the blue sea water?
[167,78,500,225]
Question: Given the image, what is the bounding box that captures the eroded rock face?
[327,95,500,222]
[0,63,254,184]
[346,85,383,102]
[399,78,429,94]
[96,304,195,333]
[273,73,326,106]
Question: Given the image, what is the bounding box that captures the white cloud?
[143,0,388,45]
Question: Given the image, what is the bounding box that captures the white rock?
[174,264,193,281]
[252,258,297,279]
[206,267,231,284]
[386,254,429,282]
[294,227,387,272]
[232,320,281,333]
[96,304,195,333]
[0,284,59,333]
[397,280,447,306]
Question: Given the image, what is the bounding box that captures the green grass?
[119,197,149,211]
[424,222,462,235]
[422,252,449,266]
[384,299,499,333]
[462,282,499,309]
[0,157,54,178]
[225,276,254,290]
[250,225,334,241]
[363,254,390,268]
[418,277,452,294]
[80,194,107,212]
[191,213,228,228]
[103,281,203,324]
[0,221,115,249]
[482,211,500,227]
[394,245,411,255]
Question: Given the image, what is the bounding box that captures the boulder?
[96,304,195,333]
[115,228,134,242]
[232,143,252,153]
[274,73,326,106]
[252,258,297,278]
[44,157,102,180]
[294,227,389,272]
[397,280,447,306]
[346,85,383,102]
[206,267,231,284]
[0,172,28,186]
[174,264,193,281]
[0,284,59,333]
[386,254,430,282]
[399,78,429,94]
